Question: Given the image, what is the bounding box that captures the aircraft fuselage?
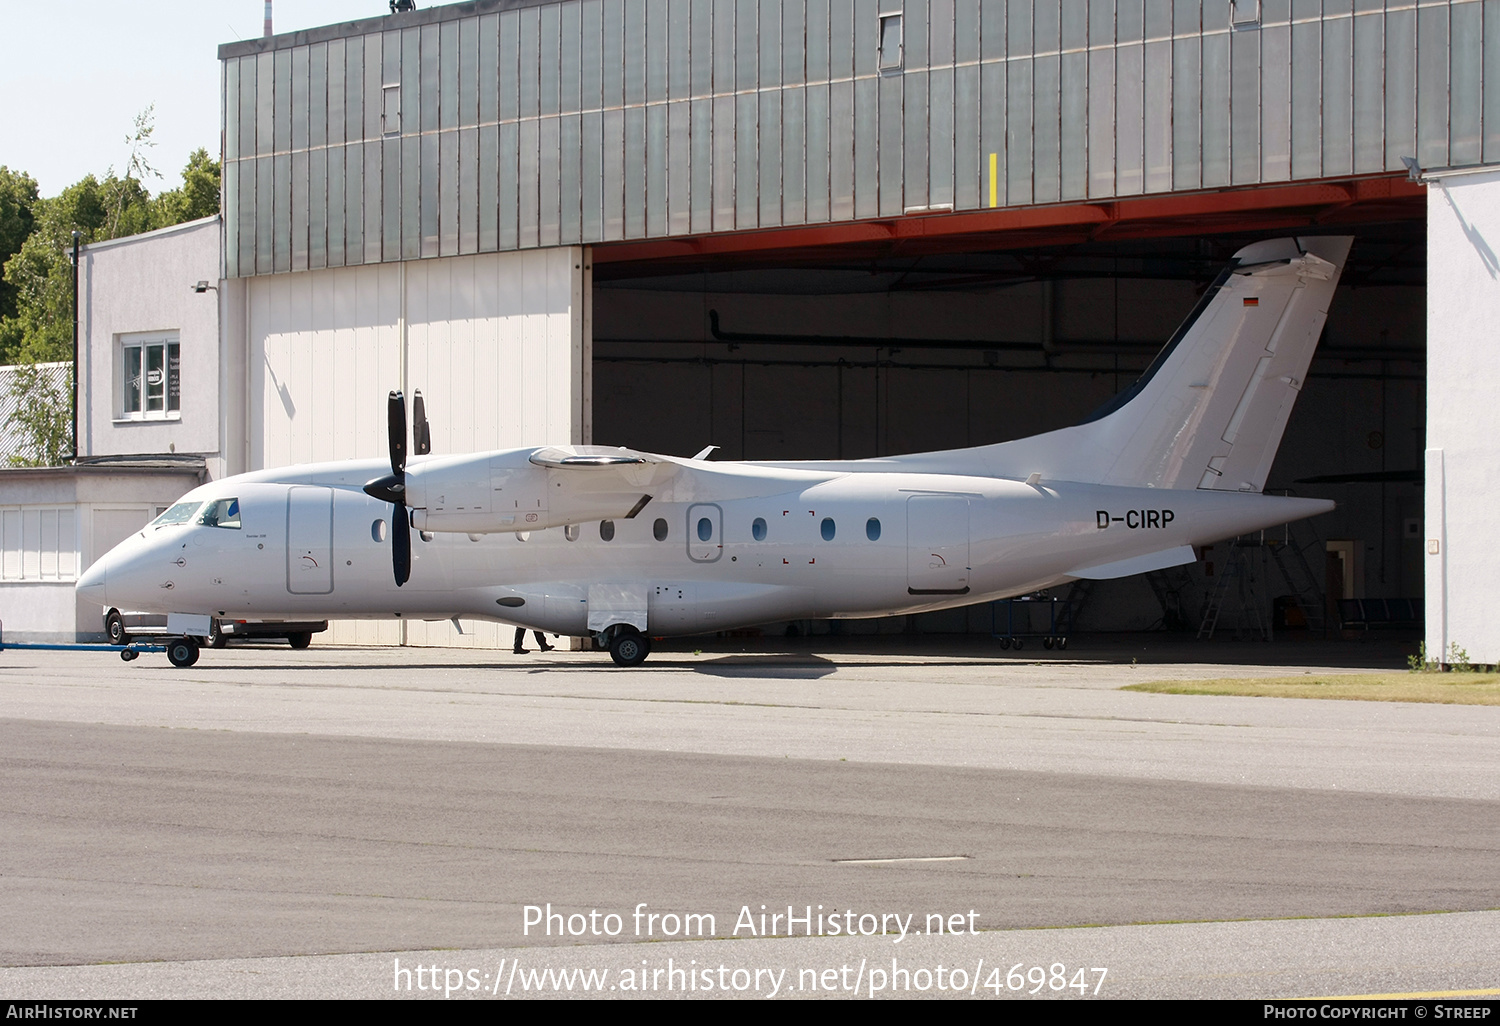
[80,454,1329,639]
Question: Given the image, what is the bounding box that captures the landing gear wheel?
[207,619,227,648]
[166,636,200,668]
[998,637,1012,650]
[119,648,138,662]
[287,631,312,650]
[609,630,650,667]
[106,612,128,645]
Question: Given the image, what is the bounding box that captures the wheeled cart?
[990,595,1071,651]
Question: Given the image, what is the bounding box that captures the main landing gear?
[603,626,651,667]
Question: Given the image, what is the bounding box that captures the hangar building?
[34,0,1497,661]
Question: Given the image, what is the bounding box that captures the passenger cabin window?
[697,517,713,542]
[752,517,767,541]
[196,498,241,529]
[600,520,615,542]
[866,517,881,541]
[820,517,836,541]
[653,518,668,541]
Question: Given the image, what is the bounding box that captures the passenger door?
[906,496,970,594]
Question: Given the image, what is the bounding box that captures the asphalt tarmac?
[1,636,1496,1000]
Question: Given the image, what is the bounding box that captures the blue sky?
[1,1,391,196]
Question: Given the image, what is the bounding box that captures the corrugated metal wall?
[221,0,1492,277]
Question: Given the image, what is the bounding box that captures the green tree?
[0,167,38,324]
[153,149,221,226]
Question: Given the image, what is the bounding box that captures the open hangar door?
[589,186,1426,642]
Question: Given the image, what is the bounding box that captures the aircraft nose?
[76,559,108,606]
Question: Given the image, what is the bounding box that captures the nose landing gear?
[165,636,201,668]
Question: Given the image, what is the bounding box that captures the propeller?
[363,391,413,587]
[413,390,432,456]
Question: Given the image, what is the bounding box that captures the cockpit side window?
[197,498,242,529]
[151,501,203,527]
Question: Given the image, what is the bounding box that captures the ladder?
[1197,539,1269,641]
[1266,523,1327,636]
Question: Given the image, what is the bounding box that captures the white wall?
[1426,168,1500,665]
[246,246,590,647]
[79,217,224,473]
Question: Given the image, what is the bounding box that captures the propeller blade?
[387,390,408,477]
[392,505,411,587]
[413,390,432,456]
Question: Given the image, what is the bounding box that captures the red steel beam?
[592,175,1424,266]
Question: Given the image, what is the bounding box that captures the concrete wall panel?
[1426,168,1500,665]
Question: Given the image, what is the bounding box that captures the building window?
[879,13,903,70]
[120,334,180,419]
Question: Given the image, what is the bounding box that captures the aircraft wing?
[407,445,685,534]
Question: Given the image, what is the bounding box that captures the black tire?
[1043,637,1054,649]
[166,636,200,668]
[1058,636,1069,650]
[287,631,313,650]
[609,630,650,667]
[106,611,128,645]
[207,619,227,648]
[999,637,1012,650]
[1014,638,1025,650]
[119,648,138,662]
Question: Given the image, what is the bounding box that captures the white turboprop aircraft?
[77,236,1349,667]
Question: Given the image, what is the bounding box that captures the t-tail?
[896,235,1353,492]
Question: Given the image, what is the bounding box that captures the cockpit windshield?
[196,498,241,529]
[151,501,203,527]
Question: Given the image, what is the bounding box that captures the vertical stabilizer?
[1090,235,1351,491]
